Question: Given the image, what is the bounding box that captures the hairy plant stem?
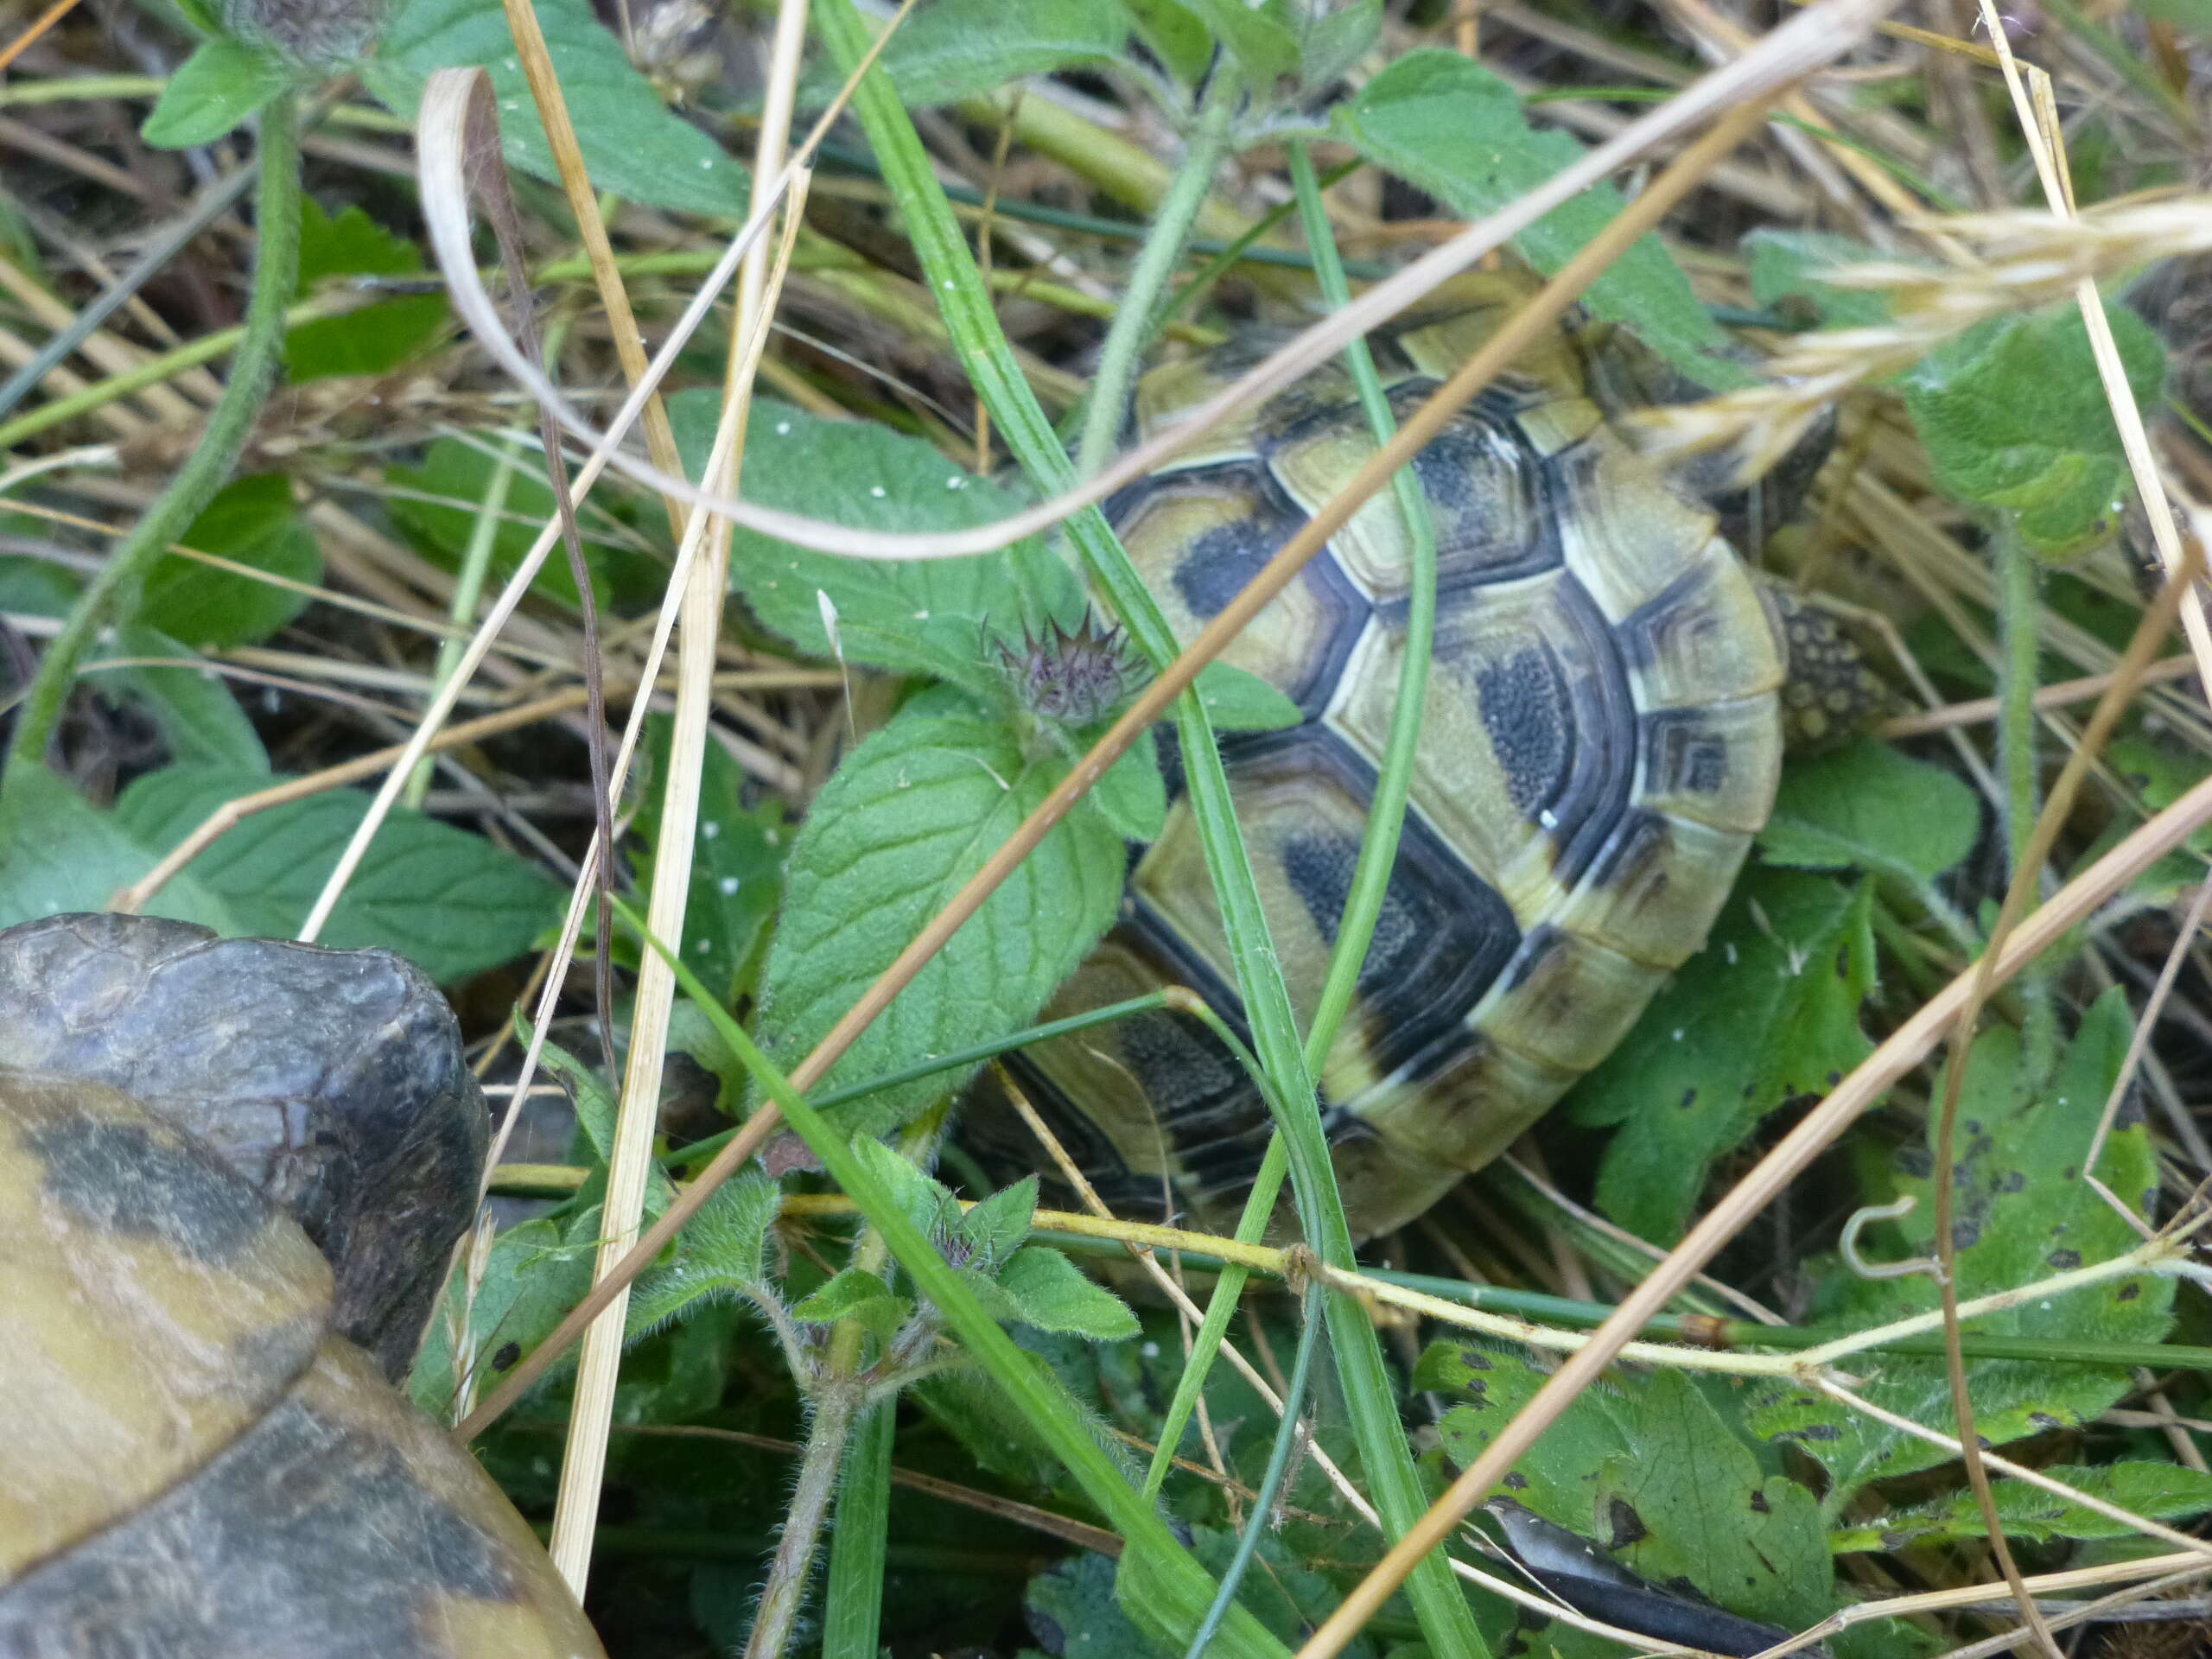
[1071,74,1237,482]
[1993,516,2056,1075]
[745,1383,860,1659]
[3,93,302,797]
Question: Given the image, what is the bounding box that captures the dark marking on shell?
[29,1115,269,1263]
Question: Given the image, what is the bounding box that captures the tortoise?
[969,272,1878,1239]
[0,912,605,1659]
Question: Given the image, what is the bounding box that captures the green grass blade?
[821,1401,894,1659]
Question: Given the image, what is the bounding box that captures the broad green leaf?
[1832,1460,2212,1553]
[851,1133,962,1244]
[142,37,289,148]
[861,0,1129,106]
[1090,728,1168,842]
[114,765,561,984]
[287,200,447,381]
[1294,0,1379,89]
[1760,738,1980,881]
[96,626,270,773]
[1745,229,1893,331]
[676,393,1085,696]
[1031,1531,1383,1659]
[1124,0,1212,83]
[626,1173,785,1337]
[408,1212,594,1415]
[1424,1346,1832,1637]
[1192,661,1304,731]
[752,691,1124,1138]
[0,766,236,932]
[1336,51,1741,386]
[2138,0,2212,28]
[990,1245,1139,1339]
[959,1173,1039,1270]
[140,474,320,651]
[1179,0,1298,85]
[1568,867,1875,1241]
[385,436,616,610]
[636,715,786,1005]
[1750,989,2172,1503]
[364,0,750,219]
[1904,302,2167,556]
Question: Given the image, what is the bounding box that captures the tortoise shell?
[0,914,603,1659]
[984,276,1788,1238]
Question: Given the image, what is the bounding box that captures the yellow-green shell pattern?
[989,277,1787,1237]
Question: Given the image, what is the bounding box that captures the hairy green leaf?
[140,474,320,651]
[861,0,1129,106]
[626,1173,785,1337]
[142,37,289,148]
[1760,738,1980,880]
[1745,229,1894,331]
[988,1246,1139,1339]
[1569,867,1875,1240]
[752,690,1123,1138]
[1904,302,2167,556]
[1833,1460,2212,1552]
[1337,51,1741,385]
[678,394,1086,696]
[114,765,561,983]
[365,0,750,218]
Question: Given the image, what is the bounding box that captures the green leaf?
[1569,867,1875,1240]
[1090,728,1168,842]
[364,0,750,219]
[790,1265,909,1339]
[113,765,562,983]
[1191,661,1304,731]
[142,38,289,149]
[851,1133,961,1243]
[1750,988,2173,1503]
[409,1212,595,1414]
[385,436,614,610]
[859,0,1129,106]
[677,394,1085,696]
[1294,0,1379,89]
[625,1173,785,1337]
[287,200,447,381]
[1833,1460,2212,1553]
[139,474,320,651]
[752,691,1124,1139]
[1179,0,1299,85]
[1124,0,1213,83]
[1337,50,1741,386]
[1904,302,2167,557]
[1745,229,1894,331]
[96,626,270,773]
[2138,0,2212,29]
[991,1245,1139,1339]
[959,1173,1039,1270]
[0,766,237,932]
[636,714,786,1005]
[1760,738,1980,881]
[1425,1345,1833,1636]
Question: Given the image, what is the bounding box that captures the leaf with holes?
[753,693,1123,1139]
[1833,1460,2212,1553]
[1567,867,1875,1242]
[1748,988,2172,1503]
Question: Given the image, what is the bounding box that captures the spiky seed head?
[996,611,1141,728]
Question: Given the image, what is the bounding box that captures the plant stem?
[745,1383,860,1659]
[3,92,302,794]
[1993,514,2056,1073]
[1072,76,1237,482]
